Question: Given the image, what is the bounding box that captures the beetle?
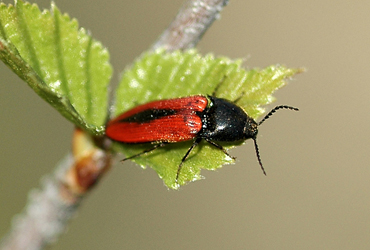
[106,95,298,182]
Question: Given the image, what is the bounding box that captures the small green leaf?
[112,49,300,189]
[0,1,112,134]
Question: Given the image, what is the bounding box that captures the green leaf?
[0,1,112,135]
[112,49,301,189]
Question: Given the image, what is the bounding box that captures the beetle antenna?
[258,105,299,126]
[253,138,266,175]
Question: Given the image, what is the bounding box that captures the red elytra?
[106,95,208,143]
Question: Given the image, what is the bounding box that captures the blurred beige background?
[1,0,369,249]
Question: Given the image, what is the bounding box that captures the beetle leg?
[232,92,245,104]
[211,76,226,96]
[204,139,236,160]
[121,143,167,161]
[176,138,202,182]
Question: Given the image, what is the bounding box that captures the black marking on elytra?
[120,109,177,123]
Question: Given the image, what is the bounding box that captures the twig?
[1,154,76,250]
[152,0,229,51]
[0,130,112,250]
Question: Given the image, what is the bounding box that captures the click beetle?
[106,95,298,182]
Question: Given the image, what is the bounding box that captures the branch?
[152,0,229,51]
[0,130,111,250]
